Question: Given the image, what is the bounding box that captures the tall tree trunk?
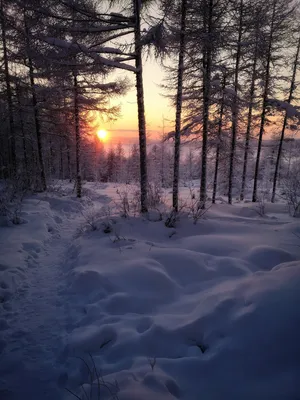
[134,0,148,213]
[24,11,47,191]
[271,34,300,202]
[173,0,187,212]
[160,117,166,188]
[240,21,259,201]
[67,137,72,182]
[228,0,243,204]
[59,137,64,180]
[16,82,29,185]
[212,75,226,204]
[73,69,82,198]
[1,0,16,176]
[252,0,276,202]
[200,0,213,205]
[49,136,54,178]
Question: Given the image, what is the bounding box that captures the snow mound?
[209,204,262,220]
[64,204,300,400]
[244,245,296,270]
[71,268,115,295]
[66,260,300,400]
[178,234,247,256]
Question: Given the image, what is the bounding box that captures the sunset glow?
[97,129,108,141]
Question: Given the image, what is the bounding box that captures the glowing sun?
[97,129,108,141]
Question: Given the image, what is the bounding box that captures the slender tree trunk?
[173,0,187,212]
[24,12,47,191]
[252,0,276,202]
[67,137,71,182]
[271,34,300,203]
[200,0,213,205]
[62,94,72,181]
[228,0,243,204]
[212,75,226,204]
[161,143,165,188]
[160,117,166,188]
[49,136,54,178]
[1,0,16,176]
[73,69,82,198]
[16,83,29,185]
[240,23,259,201]
[28,60,47,191]
[59,137,64,180]
[134,0,148,213]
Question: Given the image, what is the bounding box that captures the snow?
[268,99,300,119]
[0,182,300,399]
[44,37,137,73]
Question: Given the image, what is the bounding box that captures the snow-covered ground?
[0,182,300,400]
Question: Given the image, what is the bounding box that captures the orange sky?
[101,59,175,145]
[93,59,298,146]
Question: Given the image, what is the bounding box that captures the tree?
[172,0,187,212]
[127,143,140,183]
[23,7,47,191]
[240,3,263,201]
[228,0,244,205]
[252,0,293,202]
[271,31,300,202]
[0,0,16,176]
[199,0,214,205]
[212,72,227,203]
[133,0,148,212]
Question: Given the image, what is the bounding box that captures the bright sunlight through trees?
[97,129,108,141]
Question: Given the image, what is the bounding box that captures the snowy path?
[0,200,84,400]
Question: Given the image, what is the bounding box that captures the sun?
[97,129,108,141]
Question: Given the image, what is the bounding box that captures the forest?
[1,1,300,399]
[0,0,299,214]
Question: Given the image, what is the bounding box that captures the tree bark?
[240,20,259,201]
[200,0,213,205]
[73,69,82,198]
[67,137,72,182]
[1,0,16,176]
[271,34,300,202]
[252,0,276,202]
[16,82,29,185]
[228,0,243,204]
[212,74,226,204]
[59,137,64,180]
[134,0,148,213]
[173,0,187,212]
[24,11,47,191]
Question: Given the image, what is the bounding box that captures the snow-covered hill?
[0,182,299,400]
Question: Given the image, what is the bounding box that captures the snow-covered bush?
[282,166,300,217]
[80,205,104,232]
[185,187,211,224]
[0,177,27,225]
[164,208,179,228]
[115,187,133,217]
[47,180,73,197]
[147,182,164,209]
[115,186,145,217]
[189,200,211,224]
[253,191,267,217]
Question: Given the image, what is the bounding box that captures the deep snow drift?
[0,182,300,400]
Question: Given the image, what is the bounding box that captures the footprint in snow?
[22,242,42,256]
